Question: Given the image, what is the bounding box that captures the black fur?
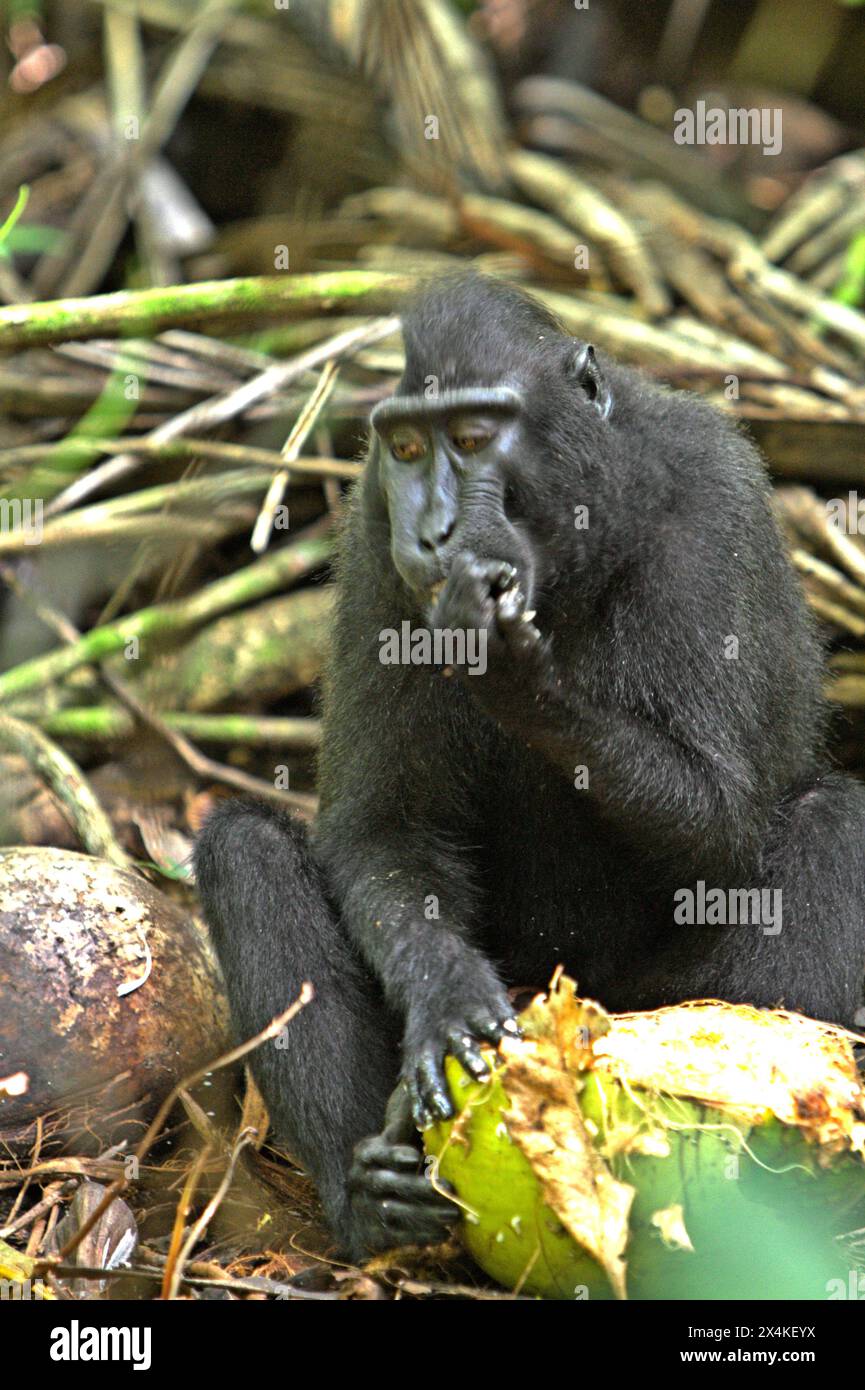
[195,273,865,1260]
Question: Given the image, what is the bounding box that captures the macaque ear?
[568,343,612,420]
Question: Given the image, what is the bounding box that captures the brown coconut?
[0,846,229,1152]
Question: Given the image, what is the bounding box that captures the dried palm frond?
[289,0,509,192]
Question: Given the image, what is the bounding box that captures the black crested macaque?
[195,272,865,1260]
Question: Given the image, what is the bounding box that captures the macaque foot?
[346,1085,459,1257]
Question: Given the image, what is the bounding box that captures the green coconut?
[423,975,865,1300]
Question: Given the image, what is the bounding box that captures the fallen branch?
[0,271,409,354]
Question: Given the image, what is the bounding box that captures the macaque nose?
[419,517,456,551]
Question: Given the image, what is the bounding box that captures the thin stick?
[0,436,362,478]
[252,358,340,553]
[0,1181,75,1240]
[164,1129,257,1299]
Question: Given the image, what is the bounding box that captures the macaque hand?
[429,554,550,693]
[402,991,519,1128]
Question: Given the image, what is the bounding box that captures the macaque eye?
[452,432,491,453]
[389,428,426,463]
[448,420,495,454]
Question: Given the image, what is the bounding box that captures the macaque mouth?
[427,562,520,608]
